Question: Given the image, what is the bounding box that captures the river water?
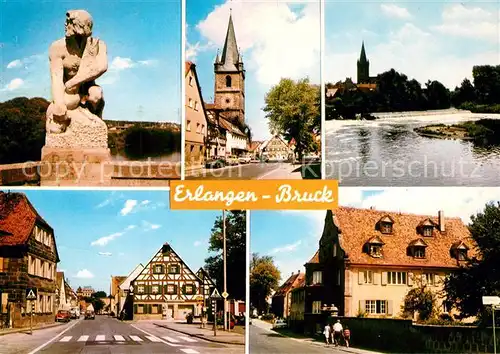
[111,152,181,163]
[325,111,500,186]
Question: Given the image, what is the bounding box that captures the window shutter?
[373,271,379,285]
[408,272,414,286]
[359,300,363,314]
[134,304,138,314]
[358,271,365,285]
[381,272,387,285]
[387,300,393,316]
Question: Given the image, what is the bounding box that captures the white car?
[238,155,252,164]
[273,319,287,329]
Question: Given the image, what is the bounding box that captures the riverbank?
[414,119,500,144]
[371,108,468,119]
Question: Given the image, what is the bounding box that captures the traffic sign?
[210,288,222,299]
[222,291,229,299]
[26,288,37,300]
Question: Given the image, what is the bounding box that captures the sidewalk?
[257,163,302,179]
[154,320,245,345]
[251,319,381,354]
[0,321,64,336]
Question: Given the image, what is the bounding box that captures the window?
[196,123,201,133]
[370,245,382,257]
[194,101,199,110]
[225,75,232,87]
[312,301,321,314]
[137,285,145,294]
[154,264,163,274]
[152,285,159,294]
[167,285,176,294]
[424,273,435,286]
[312,271,322,285]
[189,76,193,86]
[188,98,194,108]
[185,284,194,294]
[169,264,180,274]
[365,300,386,314]
[186,120,191,131]
[380,222,393,234]
[387,272,407,285]
[363,270,373,284]
[202,124,205,135]
[48,264,52,279]
[414,247,426,258]
[423,226,433,237]
[152,305,159,314]
[458,249,467,261]
[137,305,144,314]
[40,260,45,278]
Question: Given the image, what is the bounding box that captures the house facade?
[0,192,60,328]
[260,135,292,161]
[118,263,144,320]
[131,243,209,320]
[55,272,77,311]
[77,286,95,298]
[110,275,127,315]
[291,208,473,332]
[185,61,208,168]
[271,271,304,319]
[196,267,216,310]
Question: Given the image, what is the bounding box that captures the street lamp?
[482,296,500,354]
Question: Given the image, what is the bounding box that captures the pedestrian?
[332,320,343,346]
[323,323,331,345]
[343,326,351,348]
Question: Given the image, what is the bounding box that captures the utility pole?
[223,209,227,331]
[494,305,497,354]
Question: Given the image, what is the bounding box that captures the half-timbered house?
[131,243,206,320]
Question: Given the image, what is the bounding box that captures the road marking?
[146,335,162,342]
[162,336,180,342]
[130,335,143,342]
[130,324,181,347]
[257,166,286,180]
[114,335,125,341]
[77,335,89,342]
[59,336,72,342]
[180,349,199,354]
[27,319,82,354]
[178,335,197,342]
[95,335,106,341]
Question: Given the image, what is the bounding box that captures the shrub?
[260,313,275,321]
[402,286,436,321]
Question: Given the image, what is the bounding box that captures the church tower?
[357,41,370,84]
[214,13,245,126]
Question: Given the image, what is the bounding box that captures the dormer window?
[414,247,425,258]
[377,215,394,234]
[409,238,428,259]
[370,245,382,257]
[423,226,433,237]
[365,236,385,258]
[418,219,436,237]
[458,249,467,261]
[450,241,469,261]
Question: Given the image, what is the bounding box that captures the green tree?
[204,211,246,301]
[250,254,281,314]
[264,78,320,160]
[472,65,500,104]
[452,78,477,107]
[444,202,500,319]
[93,291,107,298]
[424,80,451,109]
[402,286,436,321]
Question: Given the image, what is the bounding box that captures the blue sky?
[3,189,222,293]
[0,0,181,122]
[187,0,320,141]
[325,1,500,89]
[251,187,500,285]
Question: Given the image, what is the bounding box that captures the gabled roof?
[366,235,385,245]
[409,238,428,247]
[196,267,215,286]
[119,263,144,291]
[260,135,289,151]
[273,272,305,297]
[308,207,474,268]
[378,215,395,224]
[219,117,246,137]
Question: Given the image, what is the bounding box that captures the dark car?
[84,310,95,320]
[55,310,71,323]
[206,157,226,169]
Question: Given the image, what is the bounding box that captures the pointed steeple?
[215,49,220,64]
[359,41,367,62]
[217,13,242,72]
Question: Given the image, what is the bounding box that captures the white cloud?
[110,57,135,71]
[195,0,320,85]
[194,240,206,247]
[270,240,302,254]
[75,269,94,279]
[101,57,158,85]
[142,220,162,231]
[380,4,411,19]
[90,232,123,247]
[98,252,112,256]
[140,200,150,206]
[7,59,22,69]
[138,59,158,66]
[120,200,138,216]
[2,78,24,91]
[432,4,499,42]
[125,225,137,231]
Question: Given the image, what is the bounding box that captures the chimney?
[291,271,294,276]
[438,210,445,232]
[298,270,300,273]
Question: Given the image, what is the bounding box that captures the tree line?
[326,65,500,120]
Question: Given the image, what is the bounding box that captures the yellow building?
[291,208,475,328]
[185,62,208,169]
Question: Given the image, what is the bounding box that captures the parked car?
[55,310,71,323]
[273,318,287,329]
[226,156,240,166]
[238,155,251,164]
[250,158,260,163]
[206,157,226,169]
[84,310,95,320]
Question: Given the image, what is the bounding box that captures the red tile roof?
[185,61,193,76]
[307,207,474,269]
[0,192,52,247]
[273,272,305,297]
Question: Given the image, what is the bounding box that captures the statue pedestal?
[40,147,113,186]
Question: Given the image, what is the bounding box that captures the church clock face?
[223,95,232,107]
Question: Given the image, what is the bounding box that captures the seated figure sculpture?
[46,9,107,138]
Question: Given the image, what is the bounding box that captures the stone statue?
[45,9,108,148]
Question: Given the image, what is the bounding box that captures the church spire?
[216,13,242,72]
[359,41,367,62]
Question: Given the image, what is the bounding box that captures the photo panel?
[0,189,246,353]
[185,0,322,180]
[249,187,500,353]
[324,1,500,186]
[0,0,182,187]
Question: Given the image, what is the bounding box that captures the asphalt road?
[0,316,242,354]
[250,324,344,354]
[187,163,288,180]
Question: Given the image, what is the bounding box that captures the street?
[249,324,344,354]
[0,316,242,354]
[187,162,302,180]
